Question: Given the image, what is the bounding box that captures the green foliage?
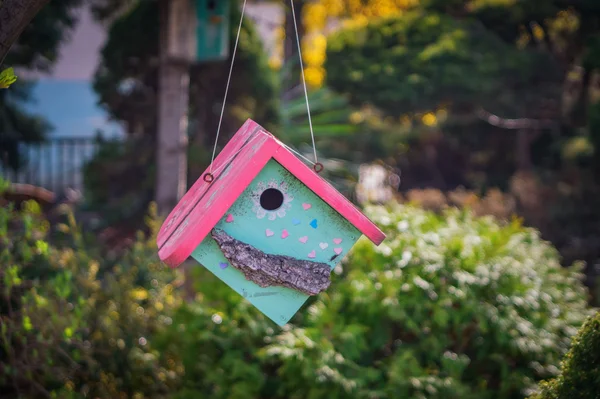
[529,312,600,399]
[82,136,155,229]
[258,204,592,399]
[0,184,180,398]
[5,0,82,69]
[280,57,360,142]
[0,180,592,398]
[325,11,556,116]
[279,84,382,197]
[0,0,82,169]
[0,68,17,89]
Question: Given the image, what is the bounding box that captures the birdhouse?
[166,0,230,63]
[195,0,230,62]
[157,120,385,326]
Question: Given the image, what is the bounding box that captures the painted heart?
[265,229,274,237]
[307,250,316,258]
[299,236,308,243]
[292,218,301,225]
[281,229,289,239]
[333,238,342,244]
[334,247,343,255]
[319,242,328,249]
[310,219,318,229]
[225,214,234,223]
[219,262,228,269]
[302,203,312,210]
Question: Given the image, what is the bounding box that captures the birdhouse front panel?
[191,159,361,326]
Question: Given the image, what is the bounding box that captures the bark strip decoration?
[211,228,331,296]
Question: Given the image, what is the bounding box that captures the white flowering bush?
[261,203,592,399]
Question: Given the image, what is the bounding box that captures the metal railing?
[0,137,100,195]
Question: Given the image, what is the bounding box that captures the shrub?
[152,203,592,399]
[528,312,600,399]
[260,203,592,399]
[0,187,180,398]
[0,190,593,398]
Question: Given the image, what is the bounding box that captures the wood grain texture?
[211,229,331,296]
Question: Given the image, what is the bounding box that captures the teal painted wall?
[192,159,361,325]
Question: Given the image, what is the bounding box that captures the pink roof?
[157,119,386,268]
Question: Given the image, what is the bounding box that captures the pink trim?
[157,119,386,268]
[272,146,385,245]
[157,119,262,248]
[159,132,279,268]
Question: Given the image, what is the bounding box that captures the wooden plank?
[158,130,279,267]
[157,118,263,249]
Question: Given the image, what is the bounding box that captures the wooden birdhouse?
[195,0,230,62]
[166,0,230,63]
[157,120,385,326]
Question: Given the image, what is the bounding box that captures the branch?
[476,108,558,130]
[0,0,50,65]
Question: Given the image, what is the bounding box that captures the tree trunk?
[0,0,49,64]
[155,0,190,215]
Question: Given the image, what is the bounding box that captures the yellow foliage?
[302,48,326,67]
[131,288,149,301]
[303,2,328,30]
[320,0,345,16]
[301,0,417,88]
[531,22,545,41]
[304,66,325,87]
[349,111,364,124]
[268,56,282,70]
[421,112,437,126]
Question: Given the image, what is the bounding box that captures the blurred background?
[1,0,600,398]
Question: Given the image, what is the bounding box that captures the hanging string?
[282,143,316,165]
[208,0,319,177]
[289,0,318,165]
[210,0,248,173]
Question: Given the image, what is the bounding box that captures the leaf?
[23,316,33,331]
[0,67,17,89]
